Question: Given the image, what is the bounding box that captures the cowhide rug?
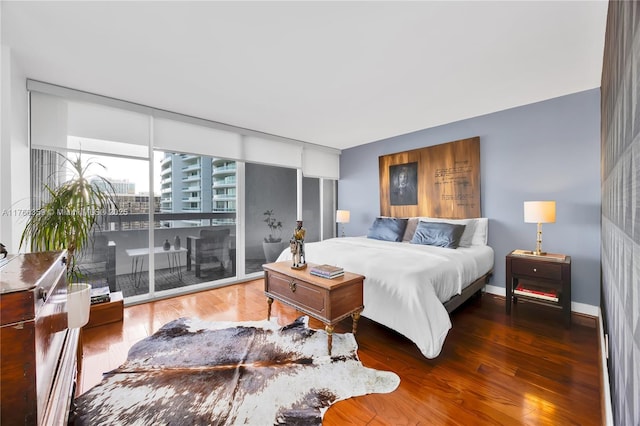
[73,316,400,425]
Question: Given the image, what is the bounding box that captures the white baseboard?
[484,285,598,316]
[572,301,599,317]
[485,284,505,297]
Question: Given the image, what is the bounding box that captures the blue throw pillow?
[410,221,466,249]
[366,217,408,242]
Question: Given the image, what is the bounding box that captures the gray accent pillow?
[402,217,420,242]
[410,221,466,249]
[367,217,408,242]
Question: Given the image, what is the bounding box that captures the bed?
[277,217,494,359]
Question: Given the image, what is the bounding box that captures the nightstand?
[505,250,572,327]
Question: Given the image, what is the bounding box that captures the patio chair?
[187,228,231,278]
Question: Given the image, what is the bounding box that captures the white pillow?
[417,217,488,247]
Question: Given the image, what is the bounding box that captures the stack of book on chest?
[310,264,344,279]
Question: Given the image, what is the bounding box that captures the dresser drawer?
[511,258,562,281]
[266,271,327,317]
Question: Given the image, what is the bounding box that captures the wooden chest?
[84,291,124,329]
[263,262,364,355]
[0,251,79,425]
[263,262,364,326]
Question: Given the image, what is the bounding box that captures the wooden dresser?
[0,251,80,425]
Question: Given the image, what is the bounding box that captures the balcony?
[182,175,200,183]
[212,181,236,189]
[181,163,201,173]
[212,165,236,177]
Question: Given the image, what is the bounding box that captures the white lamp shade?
[336,210,350,223]
[524,201,556,223]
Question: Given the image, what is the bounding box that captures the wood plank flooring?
[79,280,602,425]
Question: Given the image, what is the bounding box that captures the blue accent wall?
[339,89,601,306]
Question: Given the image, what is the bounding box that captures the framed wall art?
[379,136,481,218]
[389,162,418,206]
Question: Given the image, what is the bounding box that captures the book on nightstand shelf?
[514,283,559,302]
[310,264,344,279]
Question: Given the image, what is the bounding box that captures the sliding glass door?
[245,163,296,274]
[152,151,237,295]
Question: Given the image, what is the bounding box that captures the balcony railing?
[181,164,201,172]
[105,211,236,230]
[85,210,260,299]
[212,165,236,176]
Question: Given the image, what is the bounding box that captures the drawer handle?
[289,281,297,293]
[533,268,537,272]
[37,287,48,302]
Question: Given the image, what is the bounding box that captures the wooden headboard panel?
[379,137,481,218]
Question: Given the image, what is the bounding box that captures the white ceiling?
[1,1,608,150]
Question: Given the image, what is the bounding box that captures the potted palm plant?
[20,153,118,328]
[262,209,286,263]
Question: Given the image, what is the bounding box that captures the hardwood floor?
[79,280,602,425]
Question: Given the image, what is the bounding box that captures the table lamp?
[524,201,556,256]
[336,210,350,237]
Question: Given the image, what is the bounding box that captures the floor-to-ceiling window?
[245,163,296,274]
[27,81,340,303]
[29,88,153,301]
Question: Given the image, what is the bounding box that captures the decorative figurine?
[290,220,306,269]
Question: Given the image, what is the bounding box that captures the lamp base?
[518,250,548,256]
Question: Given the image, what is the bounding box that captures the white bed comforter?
[277,237,494,358]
